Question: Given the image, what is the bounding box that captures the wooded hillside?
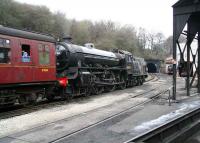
[0,0,172,60]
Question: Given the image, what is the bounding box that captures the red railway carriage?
[0,26,57,105]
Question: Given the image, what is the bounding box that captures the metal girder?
[173,0,200,99]
[173,11,191,100]
[190,70,197,87]
[173,0,200,8]
[174,4,200,15]
[172,18,177,100]
[173,14,190,41]
[177,42,185,63]
[184,18,200,91]
[198,33,200,93]
[186,20,198,96]
[186,24,191,96]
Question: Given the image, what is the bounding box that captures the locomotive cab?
[125,54,134,75]
[112,49,134,74]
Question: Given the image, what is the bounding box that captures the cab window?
[38,44,50,65]
[0,38,10,64]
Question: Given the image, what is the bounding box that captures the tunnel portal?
[147,63,157,73]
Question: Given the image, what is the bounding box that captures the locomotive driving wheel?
[136,78,140,86]
[90,75,104,95]
[129,79,134,87]
[105,71,116,92]
[92,86,104,95]
[119,77,126,90]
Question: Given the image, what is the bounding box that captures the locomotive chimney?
[84,43,95,48]
[62,36,72,43]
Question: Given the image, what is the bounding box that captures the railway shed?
[173,0,200,99]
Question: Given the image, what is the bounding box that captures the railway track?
[0,97,86,120]
[0,74,159,120]
[0,74,172,143]
[51,95,168,143]
[47,75,171,143]
[145,73,157,82]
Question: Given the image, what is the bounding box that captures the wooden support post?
[172,16,177,100]
[187,25,191,96]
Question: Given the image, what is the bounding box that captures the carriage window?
[38,44,50,65]
[22,44,31,62]
[0,39,10,64]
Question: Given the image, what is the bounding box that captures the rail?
[152,86,173,106]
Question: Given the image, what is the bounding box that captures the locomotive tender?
[0,26,147,106]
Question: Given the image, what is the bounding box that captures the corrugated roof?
[173,0,200,7]
[0,26,55,43]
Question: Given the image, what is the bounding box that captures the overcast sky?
[15,0,179,37]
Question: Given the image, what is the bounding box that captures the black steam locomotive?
[0,26,147,106]
[55,39,147,98]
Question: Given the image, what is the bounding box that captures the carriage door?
[35,43,51,81]
[18,40,34,83]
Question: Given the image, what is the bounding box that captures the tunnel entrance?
[147,63,157,73]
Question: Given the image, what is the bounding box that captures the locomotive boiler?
[56,41,124,72]
[56,39,147,97]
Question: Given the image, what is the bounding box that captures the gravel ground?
[0,75,161,138]
[56,99,200,143]
[0,74,197,143]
